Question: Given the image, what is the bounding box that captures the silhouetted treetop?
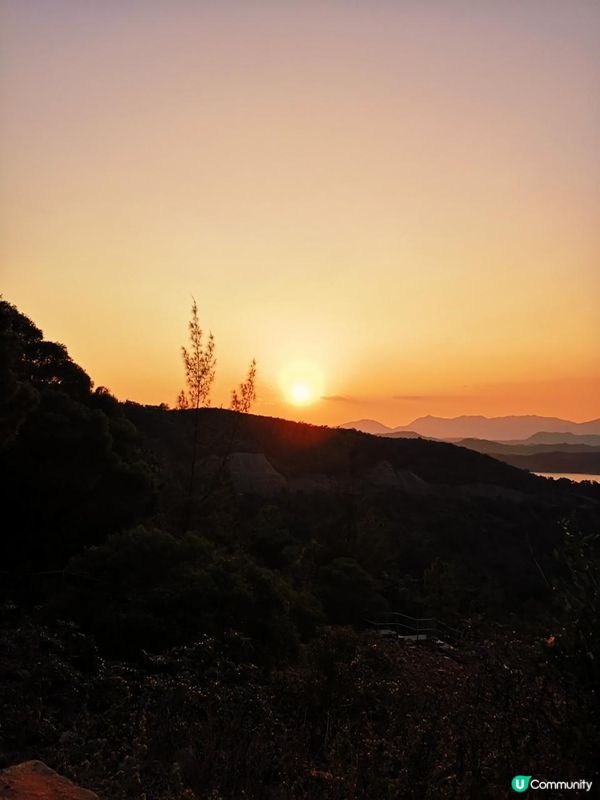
[0,299,92,401]
[0,298,155,569]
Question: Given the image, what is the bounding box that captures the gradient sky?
[2,1,599,425]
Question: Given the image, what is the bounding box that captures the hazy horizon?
[2,1,599,426]
[342,412,600,426]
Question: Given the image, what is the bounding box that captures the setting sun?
[289,382,312,405]
[280,361,324,406]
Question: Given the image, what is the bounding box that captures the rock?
[0,761,98,800]
[227,452,287,495]
[365,461,429,493]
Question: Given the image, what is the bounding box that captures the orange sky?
[1,1,599,426]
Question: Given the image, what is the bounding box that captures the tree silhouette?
[231,358,257,414]
[177,299,216,411]
[178,299,216,529]
[176,301,257,521]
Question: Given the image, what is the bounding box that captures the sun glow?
[290,381,312,404]
[280,361,324,406]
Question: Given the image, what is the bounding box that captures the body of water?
[535,472,600,483]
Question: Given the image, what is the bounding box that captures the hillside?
[126,405,547,493]
[455,438,600,456]
[452,438,600,475]
[497,451,600,475]
[526,431,600,446]
[117,403,600,634]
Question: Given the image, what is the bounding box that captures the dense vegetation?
[1,299,598,798]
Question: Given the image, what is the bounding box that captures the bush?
[58,526,312,660]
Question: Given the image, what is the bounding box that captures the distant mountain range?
[340,415,600,475]
[341,415,600,442]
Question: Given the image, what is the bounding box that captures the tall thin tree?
[178,299,216,528]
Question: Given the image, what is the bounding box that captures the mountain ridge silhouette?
[341,414,600,441]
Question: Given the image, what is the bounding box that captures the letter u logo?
[511,775,532,792]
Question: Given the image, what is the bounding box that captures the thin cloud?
[393,395,428,402]
[393,394,472,402]
[321,395,357,403]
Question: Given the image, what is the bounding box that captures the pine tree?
[178,299,216,528]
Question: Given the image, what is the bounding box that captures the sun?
[280,360,324,406]
[290,381,313,405]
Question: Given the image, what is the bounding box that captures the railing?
[365,611,462,645]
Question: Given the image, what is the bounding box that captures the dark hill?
[455,438,600,456]
[498,450,600,475]
[125,405,545,494]
[111,405,599,638]
[526,431,600,446]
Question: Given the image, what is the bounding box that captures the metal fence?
[365,611,462,645]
